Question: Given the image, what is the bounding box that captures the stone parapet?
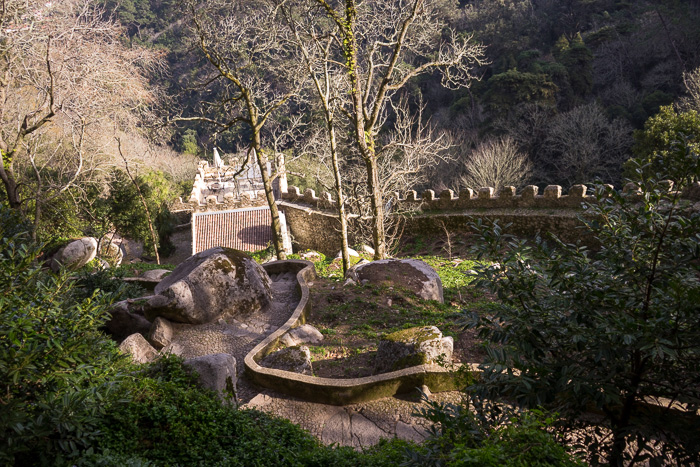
[277,182,700,254]
[171,193,267,214]
[280,182,700,212]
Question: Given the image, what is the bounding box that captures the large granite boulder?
[374,326,453,374]
[104,299,152,341]
[121,238,144,261]
[50,237,98,272]
[183,353,237,402]
[119,333,158,364]
[260,346,313,375]
[144,247,272,324]
[346,259,444,303]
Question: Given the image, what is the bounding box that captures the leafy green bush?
[73,265,149,303]
[632,105,700,173]
[90,354,411,466]
[407,396,582,467]
[467,138,700,464]
[103,169,177,257]
[0,218,127,465]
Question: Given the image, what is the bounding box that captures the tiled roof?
[192,207,272,254]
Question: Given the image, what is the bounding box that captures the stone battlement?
[171,192,268,214]
[281,181,700,212]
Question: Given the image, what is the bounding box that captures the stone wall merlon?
[281,181,700,212]
[282,183,598,211]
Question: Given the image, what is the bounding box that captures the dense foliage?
[467,137,700,464]
[0,210,127,465]
[0,212,580,465]
[408,397,583,467]
[101,169,178,257]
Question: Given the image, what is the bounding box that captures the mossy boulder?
[144,247,272,324]
[346,259,444,303]
[50,237,98,272]
[375,326,453,374]
[183,353,237,403]
[260,346,313,375]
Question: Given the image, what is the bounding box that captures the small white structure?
[213,147,224,169]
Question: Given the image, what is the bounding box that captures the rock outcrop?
[280,324,324,347]
[183,353,237,402]
[346,259,444,303]
[104,299,152,341]
[148,317,174,349]
[140,269,171,282]
[119,333,158,364]
[261,346,313,375]
[374,326,453,374]
[50,237,98,272]
[144,247,272,324]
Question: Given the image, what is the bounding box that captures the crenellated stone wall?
[171,193,267,214]
[279,182,700,254]
[170,160,269,214]
[173,171,700,256]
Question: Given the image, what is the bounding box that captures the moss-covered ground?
[279,235,496,378]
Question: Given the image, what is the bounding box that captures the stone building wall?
[278,202,354,255]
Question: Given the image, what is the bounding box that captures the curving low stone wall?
[245,260,469,405]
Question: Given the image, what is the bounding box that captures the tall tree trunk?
[364,156,385,259]
[251,131,287,260]
[327,116,350,273]
[343,1,385,259]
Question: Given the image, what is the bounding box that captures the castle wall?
[277,182,700,254]
[278,202,352,255]
[172,170,700,256]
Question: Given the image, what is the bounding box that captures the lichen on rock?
[375,326,453,374]
[143,247,272,324]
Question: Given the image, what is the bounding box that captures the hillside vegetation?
[1,0,699,464]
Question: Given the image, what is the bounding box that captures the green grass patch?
[112,261,176,276]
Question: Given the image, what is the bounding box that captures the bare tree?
[0,0,157,238]
[458,136,533,193]
[278,1,353,271]
[678,66,700,112]
[180,0,308,259]
[308,0,486,259]
[542,102,632,186]
[346,95,451,254]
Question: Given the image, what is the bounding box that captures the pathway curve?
[162,268,459,448]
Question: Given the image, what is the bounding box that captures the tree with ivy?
[468,136,700,464]
[305,0,486,259]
